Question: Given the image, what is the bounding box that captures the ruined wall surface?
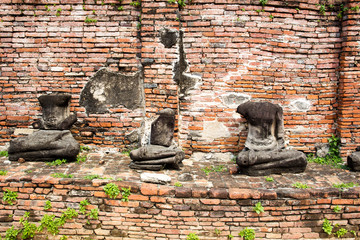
[1,0,360,156]
[1,178,360,239]
[0,0,143,150]
[338,0,360,156]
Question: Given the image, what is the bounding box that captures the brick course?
[1,177,360,239]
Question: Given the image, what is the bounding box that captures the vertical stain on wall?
[173,30,200,97]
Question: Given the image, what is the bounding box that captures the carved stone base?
[8,130,80,162]
[237,149,307,176]
[129,145,185,171]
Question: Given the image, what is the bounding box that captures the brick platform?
[1,151,360,239]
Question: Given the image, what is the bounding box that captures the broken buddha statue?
[236,101,307,176]
[8,94,79,162]
[129,108,185,170]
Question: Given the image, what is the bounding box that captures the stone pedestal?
[9,130,80,161]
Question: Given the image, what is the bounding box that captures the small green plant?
[351,230,357,237]
[25,170,33,174]
[80,145,90,152]
[295,7,299,11]
[307,135,346,169]
[214,228,221,236]
[60,236,68,240]
[319,4,326,15]
[255,9,261,13]
[19,212,37,239]
[46,159,67,167]
[3,189,18,205]
[103,183,120,199]
[265,176,274,182]
[227,234,234,239]
[322,218,333,235]
[85,16,97,23]
[87,208,99,220]
[79,199,90,214]
[333,182,359,190]
[253,202,264,214]
[121,149,131,156]
[168,0,176,3]
[292,182,309,189]
[0,150,8,157]
[121,187,131,202]
[118,6,124,11]
[351,5,360,11]
[259,0,268,7]
[38,208,78,235]
[51,173,73,178]
[174,182,182,187]
[44,200,52,210]
[239,228,255,240]
[84,174,102,180]
[0,170,8,175]
[45,5,50,11]
[269,14,274,19]
[333,205,341,213]
[186,233,200,240]
[335,228,348,238]
[201,165,227,176]
[178,0,186,8]
[56,8,62,16]
[76,154,87,164]
[4,226,20,239]
[130,1,140,7]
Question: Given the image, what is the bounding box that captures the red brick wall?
[1,0,360,157]
[338,0,360,156]
[1,178,359,239]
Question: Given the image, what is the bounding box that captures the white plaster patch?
[289,99,312,112]
[191,151,234,163]
[90,82,106,102]
[140,173,171,185]
[141,116,158,146]
[201,121,231,142]
[221,93,251,108]
[14,128,36,135]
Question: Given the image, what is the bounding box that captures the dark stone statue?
[236,101,307,176]
[150,108,175,147]
[32,94,77,130]
[9,94,80,162]
[8,130,79,161]
[347,146,360,171]
[130,108,185,170]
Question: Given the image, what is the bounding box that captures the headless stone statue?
[33,94,77,130]
[9,94,79,162]
[236,101,307,176]
[130,108,184,170]
[347,146,360,171]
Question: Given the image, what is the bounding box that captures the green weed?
[292,182,309,189]
[121,187,131,202]
[253,202,264,214]
[239,228,255,240]
[103,183,120,199]
[3,189,18,205]
[51,173,73,178]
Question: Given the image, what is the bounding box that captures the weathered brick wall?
[1,0,360,157]
[0,0,142,149]
[338,0,360,156]
[1,178,360,239]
